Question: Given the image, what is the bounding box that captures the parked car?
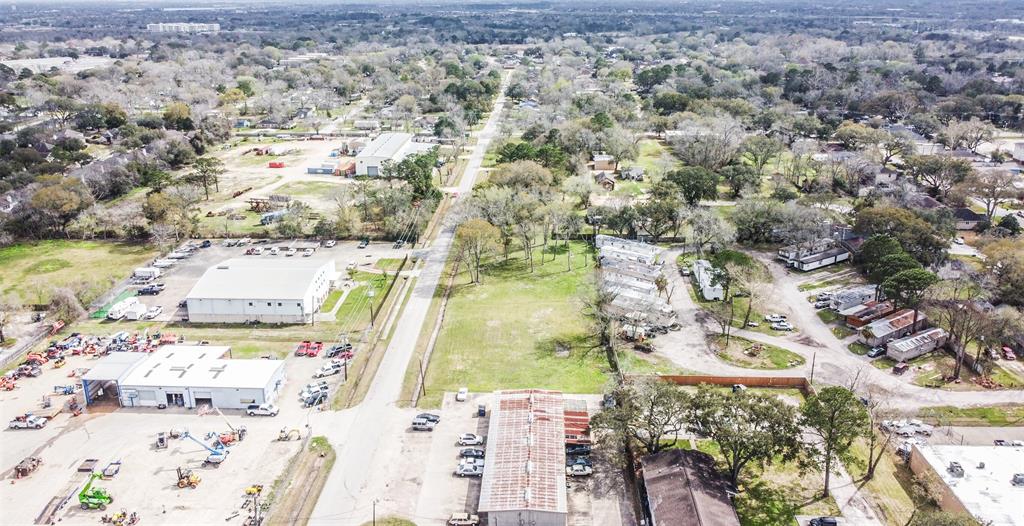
[305,342,323,357]
[314,361,346,378]
[251,247,264,255]
[9,414,47,429]
[303,392,327,408]
[953,237,965,245]
[458,457,484,467]
[323,240,337,248]
[143,306,163,320]
[294,341,310,356]
[326,343,353,358]
[1013,473,1024,487]
[412,418,436,431]
[1003,347,1017,360]
[460,448,485,459]
[764,314,787,323]
[246,403,279,417]
[456,387,469,402]
[358,238,370,249]
[746,321,760,327]
[393,239,405,249]
[285,248,298,257]
[566,464,593,477]
[813,301,830,309]
[458,433,484,446]
[298,382,329,400]
[447,513,480,526]
[454,464,483,477]
[809,518,838,526]
[566,444,592,456]
[138,283,165,295]
[417,413,441,423]
[200,240,212,248]
[994,439,1009,446]
[303,248,314,257]
[770,321,794,331]
[815,292,832,300]
[867,347,887,359]
[566,456,592,467]
[268,247,279,256]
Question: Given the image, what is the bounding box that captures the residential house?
[620,167,644,181]
[596,235,662,266]
[353,120,380,131]
[595,173,616,191]
[953,208,985,231]
[886,328,947,362]
[829,285,878,311]
[777,238,851,272]
[841,300,895,328]
[692,260,724,301]
[591,152,616,172]
[861,309,928,347]
[640,449,741,526]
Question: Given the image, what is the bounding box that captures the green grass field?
[374,258,406,271]
[276,180,344,199]
[335,271,391,330]
[419,242,676,407]
[0,240,158,305]
[320,290,345,313]
[847,438,918,526]
[918,405,1024,426]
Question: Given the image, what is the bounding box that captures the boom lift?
[182,431,229,466]
[213,407,247,445]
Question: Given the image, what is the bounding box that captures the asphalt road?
[307,71,512,526]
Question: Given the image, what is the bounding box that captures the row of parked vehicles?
[244,246,316,257]
[566,443,594,477]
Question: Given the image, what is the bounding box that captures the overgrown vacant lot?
[420,242,677,407]
[0,240,158,305]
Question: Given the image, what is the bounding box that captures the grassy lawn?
[374,258,406,271]
[848,342,871,355]
[276,180,343,199]
[630,138,678,175]
[911,352,1024,390]
[0,240,158,305]
[687,440,840,526]
[831,325,856,339]
[197,210,270,237]
[419,242,670,407]
[709,334,805,370]
[319,290,344,313]
[336,271,391,330]
[847,438,917,526]
[360,518,415,526]
[817,309,841,323]
[918,404,1024,426]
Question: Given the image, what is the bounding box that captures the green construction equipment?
[79,472,113,510]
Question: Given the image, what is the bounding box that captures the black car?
[393,239,405,249]
[358,238,370,249]
[566,456,592,467]
[327,343,353,357]
[867,347,886,359]
[200,240,212,248]
[460,448,485,459]
[809,518,838,526]
[566,445,592,456]
[417,413,441,423]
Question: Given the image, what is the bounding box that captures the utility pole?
[809,352,817,384]
[372,498,378,526]
[367,288,376,329]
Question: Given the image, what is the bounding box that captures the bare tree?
[928,277,990,380]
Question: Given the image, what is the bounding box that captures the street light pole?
[367,288,376,329]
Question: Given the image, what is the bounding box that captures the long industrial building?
[354,132,435,176]
[479,390,568,526]
[80,345,285,410]
[185,258,335,324]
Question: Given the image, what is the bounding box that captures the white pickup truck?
[9,415,47,429]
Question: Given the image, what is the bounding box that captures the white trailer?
[133,267,161,279]
[107,297,141,320]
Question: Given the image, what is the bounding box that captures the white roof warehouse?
[354,132,436,176]
[81,345,285,410]
[185,258,335,324]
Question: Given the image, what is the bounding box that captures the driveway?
[307,71,513,525]
[657,251,1024,411]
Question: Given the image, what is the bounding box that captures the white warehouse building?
[354,132,435,176]
[185,258,335,324]
[81,345,285,410]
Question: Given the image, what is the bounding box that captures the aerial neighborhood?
[2,2,1024,526]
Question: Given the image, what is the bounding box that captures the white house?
[81,345,285,409]
[692,259,724,301]
[185,258,335,324]
[354,132,435,176]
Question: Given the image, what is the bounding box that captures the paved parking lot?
[0,351,342,525]
[108,239,411,323]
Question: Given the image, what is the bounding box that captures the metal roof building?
[640,449,741,526]
[354,132,435,176]
[909,445,1024,526]
[479,390,568,526]
[185,258,335,324]
[81,345,285,410]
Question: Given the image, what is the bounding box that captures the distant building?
[861,309,928,347]
[829,285,878,311]
[591,152,616,172]
[908,445,1024,526]
[146,22,220,32]
[354,132,435,176]
[479,390,567,526]
[692,259,724,301]
[953,208,986,230]
[777,238,851,272]
[640,449,741,526]
[185,258,335,324]
[279,52,329,67]
[886,327,947,362]
[596,235,662,266]
[596,236,673,326]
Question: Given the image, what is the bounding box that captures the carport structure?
[80,353,147,406]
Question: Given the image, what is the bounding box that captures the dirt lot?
[0,351,339,525]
